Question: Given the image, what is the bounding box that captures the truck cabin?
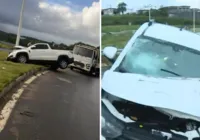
[73,45,97,60]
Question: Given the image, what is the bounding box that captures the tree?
[101,10,104,15]
[159,8,168,17]
[117,2,127,14]
[113,9,119,15]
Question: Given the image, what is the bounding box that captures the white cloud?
[175,0,200,8]
[0,0,100,46]
[35,1,100,46]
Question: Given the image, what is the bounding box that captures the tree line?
[0,30,94,50]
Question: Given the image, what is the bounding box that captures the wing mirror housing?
[103,46,117,63]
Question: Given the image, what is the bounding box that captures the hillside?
[0,30,96,50]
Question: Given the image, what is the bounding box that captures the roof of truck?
[144,22,200,52]
[74,42,98,51]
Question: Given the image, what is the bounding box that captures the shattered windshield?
[115,36,200,78]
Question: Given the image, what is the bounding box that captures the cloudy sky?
[102,0,200,10]
[0,0,100,46]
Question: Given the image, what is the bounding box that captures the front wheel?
[58,59,68,69]
[16,54,28,63]
[94,68,100,77]
[89,67,96,76]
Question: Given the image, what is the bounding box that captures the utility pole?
[145,5,152,21]
[149,8,151,21]
[16,0,25,46]
[193,8,196,32]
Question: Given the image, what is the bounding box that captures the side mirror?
[103,46,117,62]
[31,46,36,49]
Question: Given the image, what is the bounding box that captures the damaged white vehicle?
[102,21,200,140]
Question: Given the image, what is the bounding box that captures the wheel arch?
[16,52,29,60]
[57,55,69,61]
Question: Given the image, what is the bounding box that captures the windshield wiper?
[160,69,181,76]
[117,67,127,73]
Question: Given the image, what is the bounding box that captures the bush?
[102,15,200,26]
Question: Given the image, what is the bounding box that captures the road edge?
[0,67,48,100]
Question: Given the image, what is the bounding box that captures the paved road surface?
[0,69,99,140]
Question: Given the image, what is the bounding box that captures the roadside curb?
[0,67,48,100]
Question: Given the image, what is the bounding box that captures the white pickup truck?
[7,43,74,70]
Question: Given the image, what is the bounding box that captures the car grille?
[74,61,84,68]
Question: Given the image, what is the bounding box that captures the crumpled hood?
[14,45,25,49]
[9,48,28,56]
[102,70,200,119]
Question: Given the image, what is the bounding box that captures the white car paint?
[73,54,92,65]
[14,45,25,49]
[102,70,200,122]
[72,53,93,71]
[8,43,73,61]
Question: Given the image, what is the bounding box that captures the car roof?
[144,22,200,51]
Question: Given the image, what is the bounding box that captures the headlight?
[86,64,90,69]
[101,102,124,139]
[8,53,14,57]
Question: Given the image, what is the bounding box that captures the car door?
[29,44,49,60]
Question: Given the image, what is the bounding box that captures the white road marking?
[57,77,72,84]
[24,76,37,85]
[0,88,24,132]
[0,71,47,132]
[42,71,49,75]
[37,73,41,77]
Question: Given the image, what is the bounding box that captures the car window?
[115,36,200,78]
[75,47,94,58]
[74,46,79,54]
[33,44,49,49]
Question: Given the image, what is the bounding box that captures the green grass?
[102,24,200,33]
[101,24,200,65]
[0,51,42,92]
[102,31,133,65]
[102,31,133,49]
[0,43,13,49]
[102,25,140,33]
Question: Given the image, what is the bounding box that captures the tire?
[89,67,95,76]
[58,58,68,69]
[16,54,28,63]
[94,68,100,77]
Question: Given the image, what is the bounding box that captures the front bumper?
[68,57,74,64]
[101,93,189,140]
[6,55,16,61]
[70,61,91,72]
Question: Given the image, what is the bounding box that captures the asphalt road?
[0,69,100,140]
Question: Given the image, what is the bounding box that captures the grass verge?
[102,31,133,65]
[102,32,133,49]
[0,43,13,49]
[0,51,42,93]
[102,25,140,33]
[102,24,200,33]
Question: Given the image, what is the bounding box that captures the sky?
[0,0,100,46]
[102,0,200,11]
